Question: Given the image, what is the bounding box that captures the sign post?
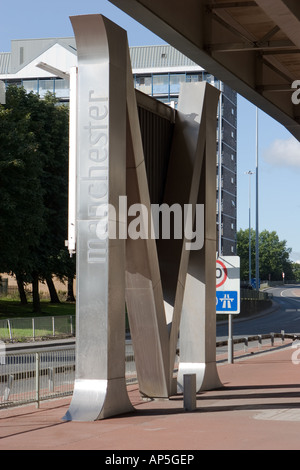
[216,256,240,363]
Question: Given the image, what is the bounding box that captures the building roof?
[129,44,201,70]
[0,53,11,74]
[0,40,203,77]
[0,38,77,76]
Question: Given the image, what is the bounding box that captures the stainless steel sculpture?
[64,13,222,421]
[126,78,222,397]
[63,15,133,421]
[177,84,223,392]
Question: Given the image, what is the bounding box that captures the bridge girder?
[110,0,300,140]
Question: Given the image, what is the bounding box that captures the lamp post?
[255,107,259,291]
[245,170,254,286]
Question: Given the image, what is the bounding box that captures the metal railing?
[1,331,296,410]
[240,288,271,300]
[0,349,75,409]
[0,342,137,409]
[0,315,75,342]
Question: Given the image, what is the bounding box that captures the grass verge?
[0,299,75,341]
[0,298,75,319]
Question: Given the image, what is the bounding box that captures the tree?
[0,86,72,310]
[259,230,293,281]
[54,249,76,302]
[292,263,300,282]
[236,228,255,282]
[0,86,45,304]
[26,91,70,307]
[237,228,293,282]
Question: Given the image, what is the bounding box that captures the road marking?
[281,288,300,299]
[255,409,300,422]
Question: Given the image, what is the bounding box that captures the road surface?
[217,284,300,340]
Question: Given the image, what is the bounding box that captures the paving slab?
[1,340,300,450]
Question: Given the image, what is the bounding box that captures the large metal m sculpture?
[63,14,222,422]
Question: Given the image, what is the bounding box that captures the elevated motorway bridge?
[110,0,300,141]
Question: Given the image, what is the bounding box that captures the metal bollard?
[270,333,275,347]
[244,337,248,352]
[183,374,197,412]
[258,335,262,349]
[281,330,285,343]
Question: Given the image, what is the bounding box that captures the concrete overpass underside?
[110,0,300,141]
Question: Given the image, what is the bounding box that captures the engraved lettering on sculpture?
[84,91,109,264]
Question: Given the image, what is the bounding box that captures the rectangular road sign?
[216,256,240,314]
[216,291,238,312]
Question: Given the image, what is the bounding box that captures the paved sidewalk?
[1,340,300,450]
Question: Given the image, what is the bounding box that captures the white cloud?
[263,137,300,169]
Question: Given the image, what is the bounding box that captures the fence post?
[52,317,55,337]
[35,352,40,408]
[48,367,54,393]
[3,374,14,401]
[7,320,13,342]
[32,318,35,341]
[70,315,73,336]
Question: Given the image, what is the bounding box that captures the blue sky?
[238,97,300,263]
[2,0,300,262]
[0,0,164,51]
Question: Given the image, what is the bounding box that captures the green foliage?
[0,86,74,309]
[0,87,44,276]
[0,298,75,319]
[292,263,300,282]
[237,228,293,281]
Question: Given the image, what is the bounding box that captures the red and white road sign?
[216,256,240,314]
[216,259,228,288]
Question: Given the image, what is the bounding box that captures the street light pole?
[255,107,259,291]
[245,171,254,286]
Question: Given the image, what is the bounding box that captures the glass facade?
[23,80,38,94]
[135,76,152,95]
[38,79,55,98]
[5,78,70,100]
[135,72,185,105]
[54,78,69,99]
[153,74,169,95]
[133,72,221,108]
